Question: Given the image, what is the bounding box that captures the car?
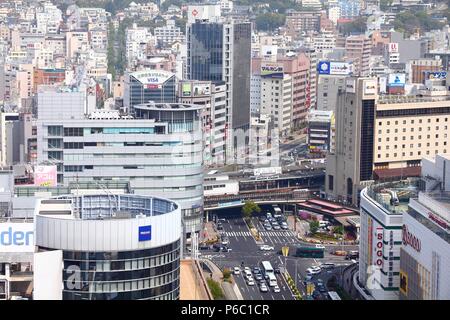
[221,237,229,246]
[259,283,268,292]
[264,224,273,231]
[273,225,281,230]
[274,267,281,274]
[259,245,274,251]
[320,262,335,269]
[273,285,281,293]
[216,224,223,231]
[199,244,210,250]
[317,284,327,293]
[306,266,322,275]
[255,273,263,281]
[246,278,255,286]
[221,247,232,252]
[280,224,288,230]
[252,267,262,274]
[244,267,251,273]
[315,244,325,250]
[217,218,226,223]
[233,267,240,275]
[259,216,267,222]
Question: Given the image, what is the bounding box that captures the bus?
[296,246,325,258]
[272,205,282,218]
[267,273,277,287]
[327,291,341,300]
[261,261,274,275]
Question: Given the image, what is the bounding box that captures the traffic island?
[283,272,302,300]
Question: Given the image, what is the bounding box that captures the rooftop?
[365,179,420,215]
[134,101,203,111]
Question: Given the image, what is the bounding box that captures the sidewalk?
[201,221,220,243]
[202,259,242,300]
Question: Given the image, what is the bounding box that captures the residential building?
[345,35,371,76]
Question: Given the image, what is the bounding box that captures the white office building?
[36,85,204,235]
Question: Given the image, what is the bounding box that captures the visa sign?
[139,225,152,242]
[0,223,34,253]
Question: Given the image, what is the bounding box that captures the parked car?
[273,225,281,230]
[280,222,288,230]
[264,224,273,231]
[233,267,240,275]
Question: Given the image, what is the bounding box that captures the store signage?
[374,227,383,267]
[346,79,355,93]
[139,225,152,242]
[388,43,398,53]
[0,224,34,253]
[388,74,406,87]
[261,65,284,78]
[426,71,447,80]
[402,225,421,252]
[364,80,376,95]
[428,212,449,229]
[318,61,352,75]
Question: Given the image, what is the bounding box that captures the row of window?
[378,126,448,134]
[378,142,447,150]
[377,149,446,158]
[378,118,448,126]
[378,136,448,142]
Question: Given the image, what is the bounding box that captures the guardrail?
[194,259,213,300]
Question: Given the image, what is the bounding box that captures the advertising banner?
[318,61,353,75]
[388,74,406,87]
[34,165,57,187]
[261,65,284,78]
[182,83,192,96]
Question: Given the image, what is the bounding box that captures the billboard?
[318,61,353,75]
[388,42,399,53]
[253,166,282,176]
[425,71,447,80]
[182,83,192,96]
[388,73,406,87]
[192,83,211,96]
[34,165,57,187]
[261,65,284,78]
[363,80,377,95]
[0,223,34,253]
[346,79,356,93]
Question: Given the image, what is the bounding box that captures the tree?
[255,13,286,31]
[241,201,261,221]
[222,268,232,282]
[309,220,320,235]
[333,225,344,235]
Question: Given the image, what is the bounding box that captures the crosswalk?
[222,230,298,238]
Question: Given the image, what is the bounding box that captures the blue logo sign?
[318,61,331,75]
[0,227,33,247]
[426,71,447,80]
[139,225,152,242]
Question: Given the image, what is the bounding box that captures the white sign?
[388,43,399,53]
[329,62,353,75]
[253,167,282,177]
[0,223,34,253]
[346,79,356,93]
[364,80,377,95]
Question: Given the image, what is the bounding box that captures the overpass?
[204,188,311,211]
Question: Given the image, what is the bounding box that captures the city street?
[203,210,357,300]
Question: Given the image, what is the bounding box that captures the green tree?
[338,16,368,35]
[222,268,232,282]
[241,201,261,221]
[207,278,225,300]
[309,220,320,235]
[333,225,344,235]
[255,13,286,31]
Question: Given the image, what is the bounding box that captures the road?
[203,209,356,300]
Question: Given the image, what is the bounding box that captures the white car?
[307,266,322,275]
[259,245,274,251]
[273,285,281,293]
[315,244,325,250]
[233,267,240,275]
[246,278,255,286]
[244,270,252,279]
[259,283,268,292]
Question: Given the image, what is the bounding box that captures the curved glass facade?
[44,240,181,300]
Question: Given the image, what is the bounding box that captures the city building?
[316,74,346,112]
[409,58,443,84]
[123,69,176,113]
[36,85,204,235]
[399,154,450,300]
[33,193,181,300]
[187,19,251,161]
[154,20,184,47]
[178,80,227,165]
[286,11,322,36]
[345,35,371,76]
[326,78,450,205]
[307,110,335,155]
[358,180,419,300]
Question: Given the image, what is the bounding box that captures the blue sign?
[138,225,152,242]
[426,71,447,80]
[318,61,331,75]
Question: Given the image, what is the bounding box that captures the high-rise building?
[187,19,251,161]
[326,78,450,206]
[123,69,176,113]
[178,80,227,165]
[37,86,204,235]
[345,35,371,76]
[409,58,442,84]
[33,193,181,300]
[286,11,322,36]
